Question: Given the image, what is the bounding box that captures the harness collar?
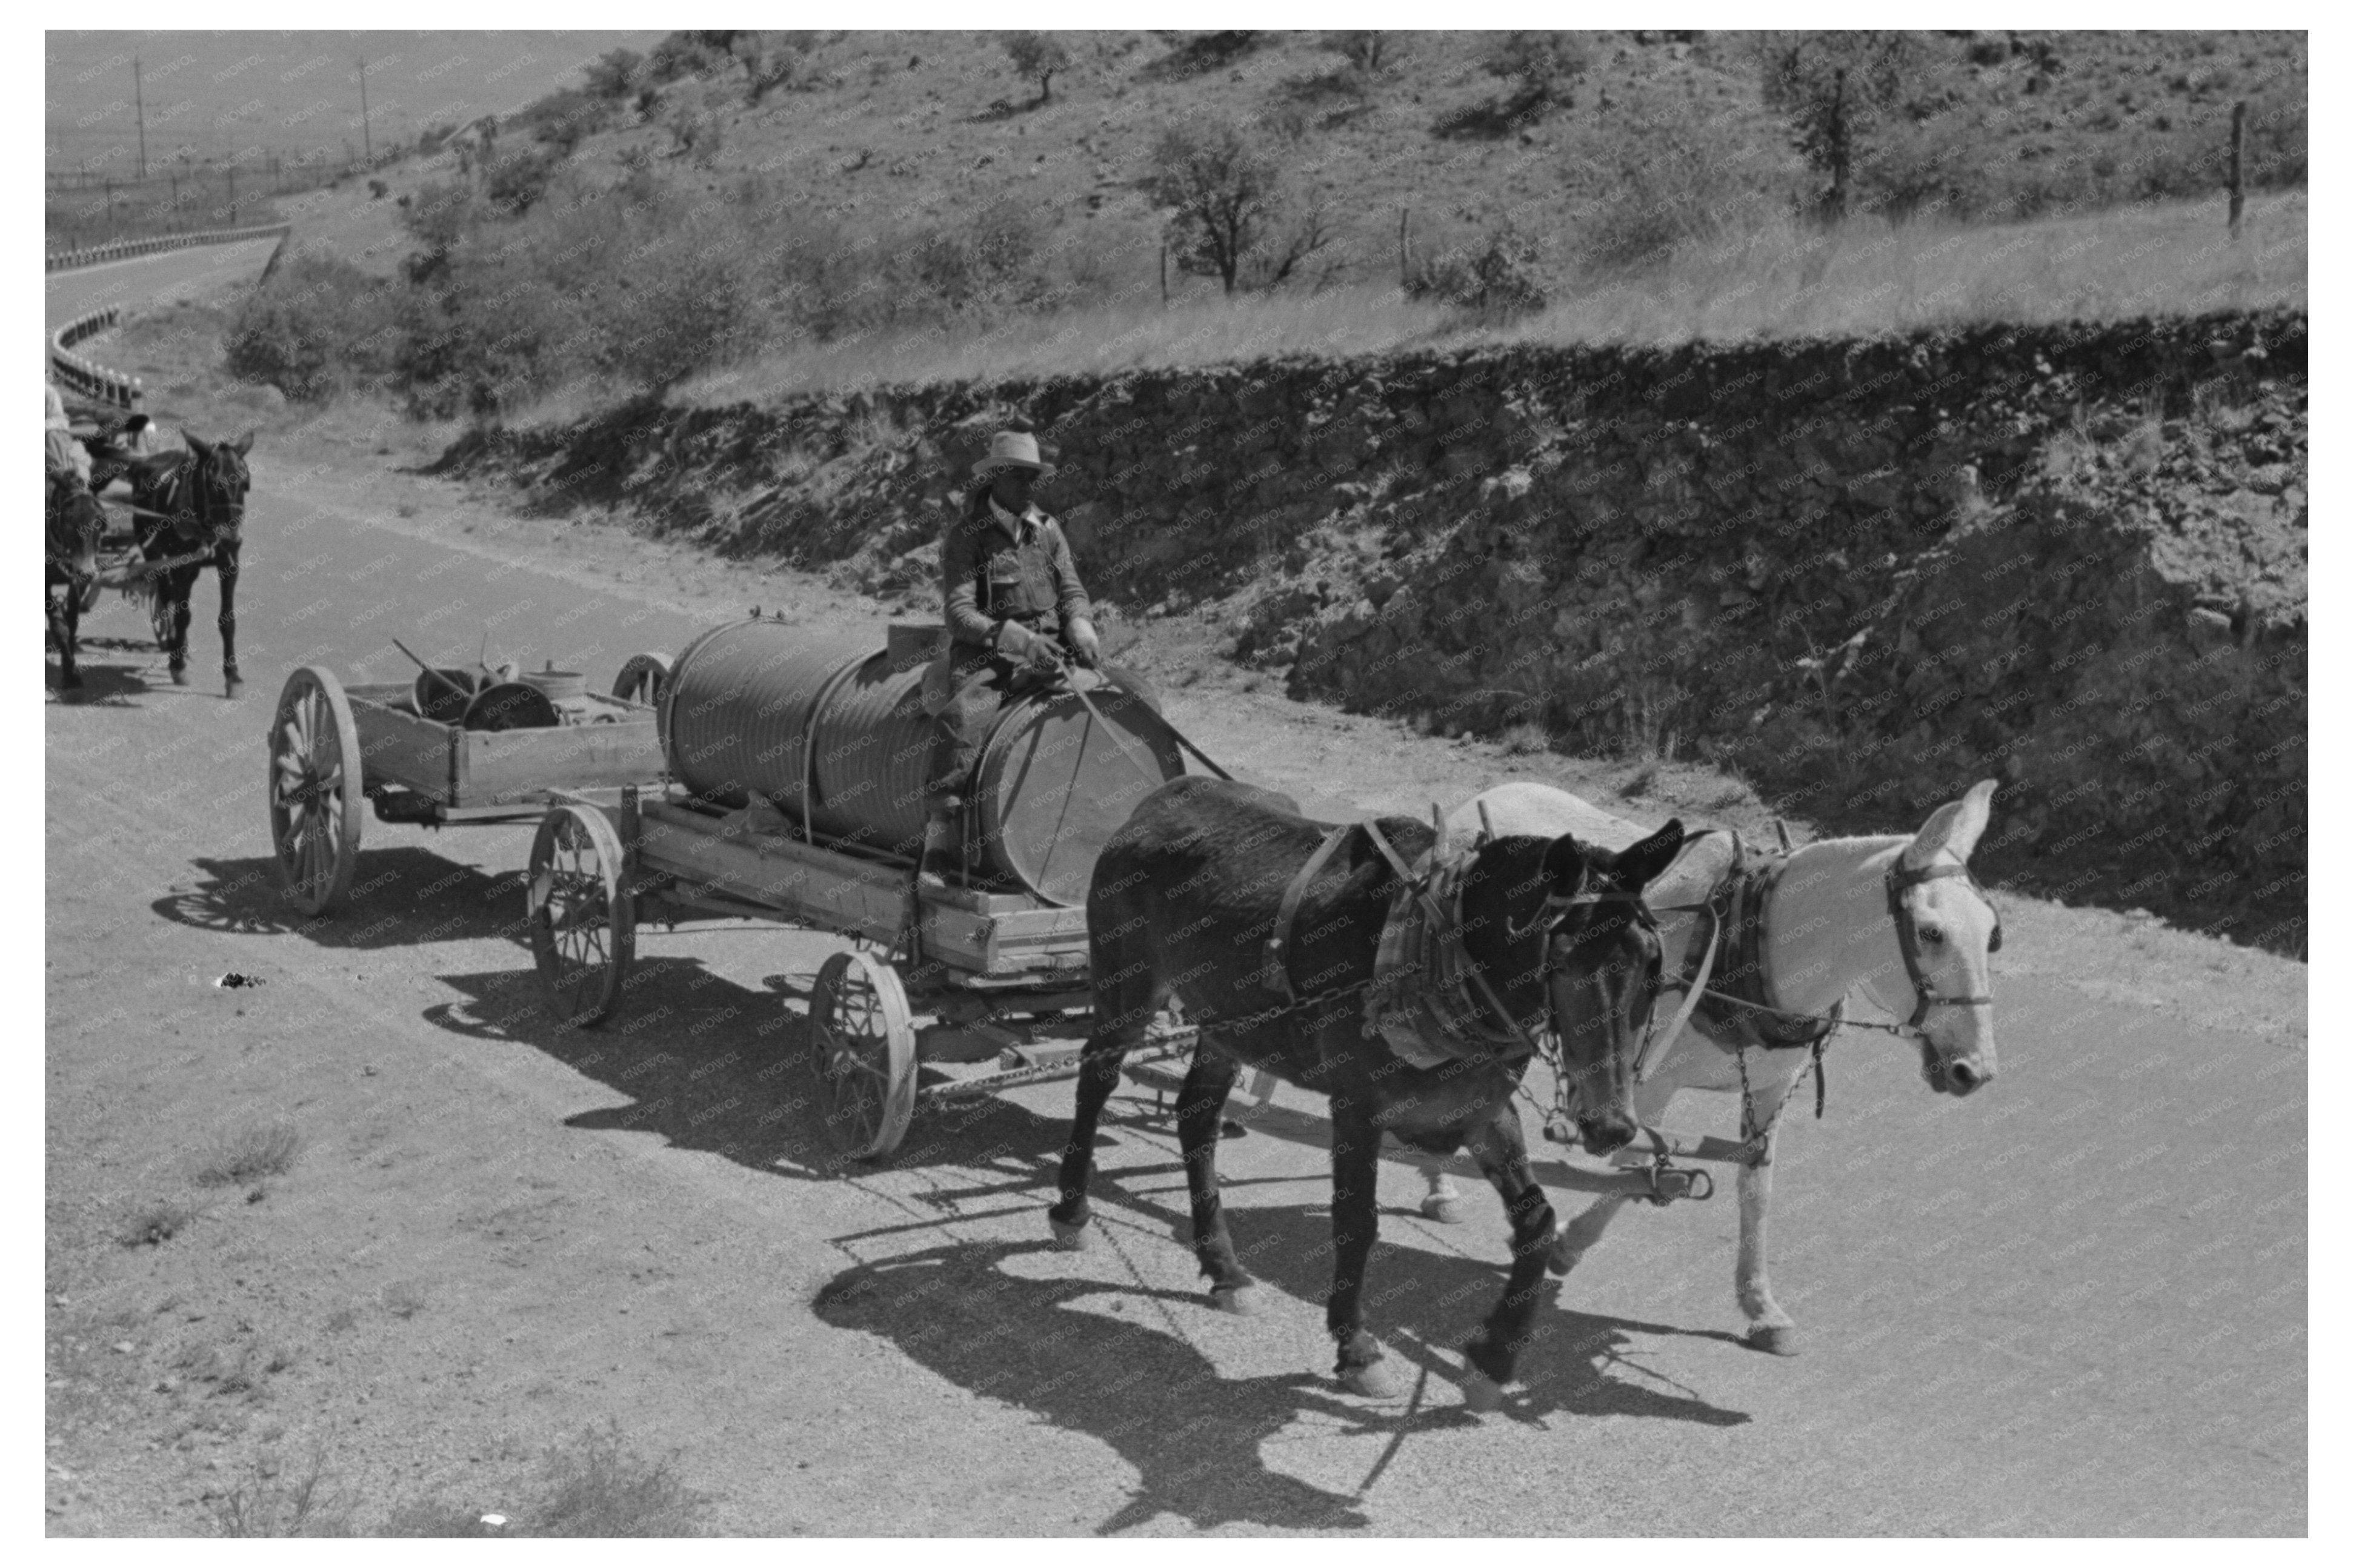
[1691,836,1843,1052]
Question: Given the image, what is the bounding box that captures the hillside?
[531,28,2306,305]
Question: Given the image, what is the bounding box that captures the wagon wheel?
[611,651,672,709]
[267,666,365,915]
[807,949,916,1161]
[527,803,636,1028]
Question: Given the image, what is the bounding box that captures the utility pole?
[134,54,148,181]
[358,55,373,165]
[227,165,237,225]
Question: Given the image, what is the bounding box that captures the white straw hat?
[971,429,1056,478]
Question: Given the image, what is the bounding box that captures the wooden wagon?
[516,774,1196,1162]
[264,656,673,916]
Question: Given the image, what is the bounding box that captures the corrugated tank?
[659,617,1182,906]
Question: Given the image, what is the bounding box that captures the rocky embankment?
[447,310,2307,952]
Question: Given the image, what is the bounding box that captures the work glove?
[1024,636,1067,674]
[1065,617,1102,669]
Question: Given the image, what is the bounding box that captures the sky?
[45,29,664,179]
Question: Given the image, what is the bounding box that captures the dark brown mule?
[130,430,251,696]
[45,473,105,692]
[1050,776,1685,1403]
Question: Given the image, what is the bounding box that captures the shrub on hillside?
[1405,221,1546,318]
[599,243,765,393]
[1577,96,1804,270]
[1483,32,1591,116]
[225,254,398,403]
[909,201,1041,311]
[400,181,476,284]
[484,146,569,215]
[514,88,614,154]
[583,48,647,103]
[1323,31,1402,79]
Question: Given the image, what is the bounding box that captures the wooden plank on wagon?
[458,719,665,805]
[348,690,459,801]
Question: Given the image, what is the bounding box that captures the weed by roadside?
[118,1200,200,1247]
[212,1454,353,1537]
[382,1421,710,1537]
[193,1121,302,1187]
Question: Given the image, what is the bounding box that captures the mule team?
[47,410,2005,1408]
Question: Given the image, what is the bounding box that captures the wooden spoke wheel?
[267,666,365,915]
[612,651,672,709]
[807,949,916,1161]
[527,803,636,1028]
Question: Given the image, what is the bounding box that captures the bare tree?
[1000,32,1072,104]
[1147,121,1326,294]
[1147,122,1277,294]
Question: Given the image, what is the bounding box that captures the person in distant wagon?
[918,428,1100,889]
[44,377,92,487]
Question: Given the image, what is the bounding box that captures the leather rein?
[1255,816,1671,1071]
[142,449,244,547]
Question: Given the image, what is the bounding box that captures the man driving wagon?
[919,428,1103,891]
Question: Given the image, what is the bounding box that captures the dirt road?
[45,258,2306,1536]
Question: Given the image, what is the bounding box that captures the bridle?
[1883,858,2002,1032]
[149,446,248,548]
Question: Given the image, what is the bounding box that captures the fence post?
[2228,99,2246,237]
[1160,242,1168,307]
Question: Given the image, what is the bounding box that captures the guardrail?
[46,222,297,411]
[45,222,292,274]
[51,305,142,410]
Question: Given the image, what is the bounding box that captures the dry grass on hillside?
[673,188,2305,402]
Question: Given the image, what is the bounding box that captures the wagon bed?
[266,662,670,916]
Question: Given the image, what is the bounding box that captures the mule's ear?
[1540,832,1589,898]
[183,430,210,459]
[1619,818,1686,888]
[233,431,255,456]
[1903,780,1997,869]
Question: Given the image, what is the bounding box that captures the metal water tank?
[659,617,1181,905]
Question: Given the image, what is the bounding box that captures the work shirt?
[940,496,1091,656]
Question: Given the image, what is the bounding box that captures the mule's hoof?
[1210,1286,1262,1317]
[1048,1217,1091,1252]
[170,667,190,686]
[224,677,244,699]
[1545,1238,1579,1278]
[1746,1323,1799,1357]
[1460,1367,1506,1414]
[1339,1357,1406,1401]
[1419,1194,1465,1225]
